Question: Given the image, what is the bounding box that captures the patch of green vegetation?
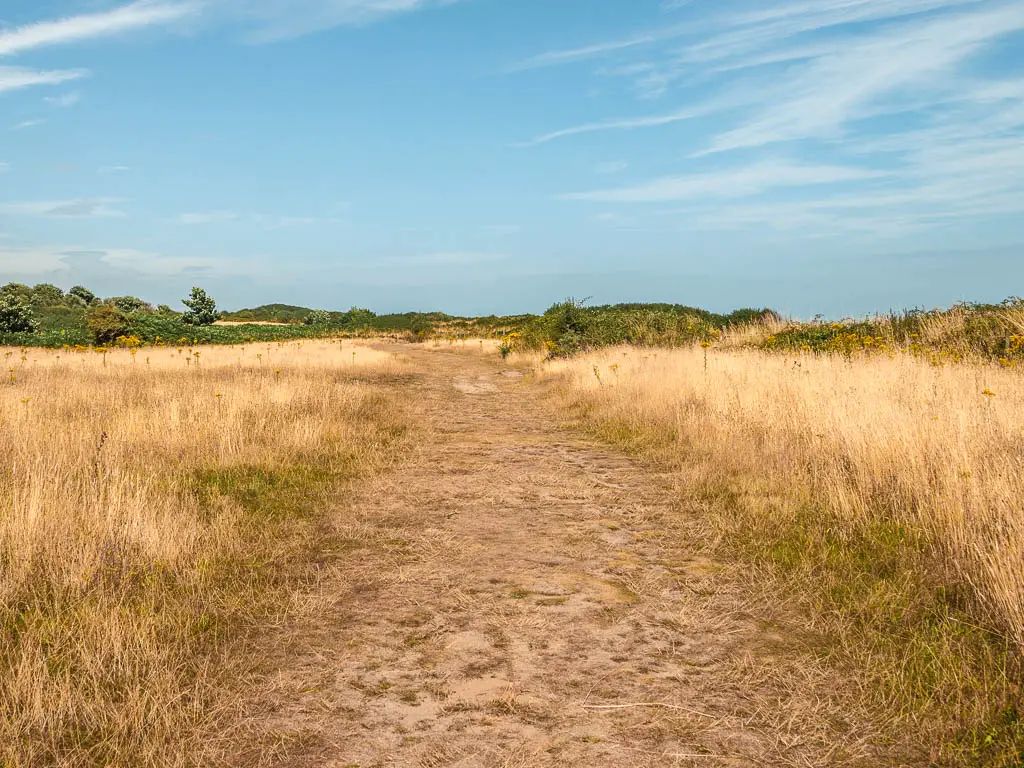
[509,298,776,357]
[191,465,334,522]
[761,297,1024,365]
[725,498,1024,767]
[1,281,534,347]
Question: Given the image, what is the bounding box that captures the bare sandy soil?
[240,345,898,767]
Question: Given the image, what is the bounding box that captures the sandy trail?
[247,346,887,767]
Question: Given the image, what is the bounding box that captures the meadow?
[3,289,1024,765]
[538,343,1024,764]
[0,341,412,766]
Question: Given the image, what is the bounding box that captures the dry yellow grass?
[0,341,410,766]
[427,337,503,354]
[539,345,1024,759]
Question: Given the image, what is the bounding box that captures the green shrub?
[30,283,65,307]
[0,293,39,333]
[181,287,218,326]
[108,295,152,314]
[304,309,332,327]
[409,316,434,341]
[86,304,130,344]
[69,285,97,306]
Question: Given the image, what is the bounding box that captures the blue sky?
[1,0,1022,316]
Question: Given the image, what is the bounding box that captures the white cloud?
[44,91,81,108]
[0,244,248,277]
[99,165,132,174]
[564,160,885,203]
[703,4,1024,154]
[208,0,469,42]
[0,245,71,275]
[0,66,88,93]
[513,0,983,76]
[509,31,669,72]
[522,104,711,146]
[177,210,239,224]
[516,0,1021,145]
[0,2,197,56]
[516,0,1024,245]
[98,247,245,275]
[11,119,47,130]
[0,198,127,218]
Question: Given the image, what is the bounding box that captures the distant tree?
[85,304,130,344]
[156,304,175,315]
[30,283,65,307]
[68,285,97,306]
[341,307,376,327]
[109,295,151,314]
[0,293,39,333]
[181,287,218,326]
[1,283,33,302]
[304,309,332,327]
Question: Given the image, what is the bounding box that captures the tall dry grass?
[0,341,409,766]
[540,346,1024,762]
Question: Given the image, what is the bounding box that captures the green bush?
[86,305,130,344]
[513,299,762,357]
[69,285,97,306]
[303,309,332,327]
[108,295,152,314]
[30,283,66,307]
[0,293,39,333]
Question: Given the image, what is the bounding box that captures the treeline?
[506,299,777,357]
[505,297,1024,365]
[7,281,1020,365]
[0,282,531,347]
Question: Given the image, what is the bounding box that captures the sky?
[0,0,1022,316]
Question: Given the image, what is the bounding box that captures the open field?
[0,341,413,765]
[1,338,1021,766]
[539,346,1024,765]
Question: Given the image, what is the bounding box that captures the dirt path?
[249,346,887,767]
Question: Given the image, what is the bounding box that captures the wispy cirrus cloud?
[565,160,885,203]
[701,3,1024,154]
[517,1,1023,150]
[0,0,464,105]
[44,91,81,108]
[519,0,1024,243]
[0,66,88,94]
[508,30,677,72]
[202,0,469,42]
[12,119,47,130]
[0,198,127,218]
[521,104,713,146]
[0,1,198,56]
[177,210,239,225]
